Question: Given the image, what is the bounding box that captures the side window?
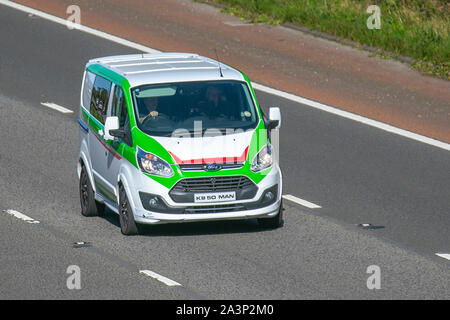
[82,71,95,109]
[112,85,132,146]
[90,75,112,124]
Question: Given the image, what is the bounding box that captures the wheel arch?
[78,148,96,194]
[117,165,138,210]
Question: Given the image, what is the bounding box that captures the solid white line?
[41,102,73,114]
[4,209,40,224]
[1,0,449,152]
[0,0,160,54]
[435,253,450,261]
[139,270,181,287]
[282,194,321,209]
[251,83,450,152]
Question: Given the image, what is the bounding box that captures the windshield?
[131,80,259,137]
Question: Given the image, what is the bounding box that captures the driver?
[139,97,159,123]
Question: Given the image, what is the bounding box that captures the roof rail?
[123,66,219,76]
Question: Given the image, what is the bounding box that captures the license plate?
[194,191,236,203]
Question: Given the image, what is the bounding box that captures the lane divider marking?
[1,0,449,152]
[282,194,321,209]
[435,253,450,261]
[41,102,73,114]
[4,209,40,224]
[139,270,182,287]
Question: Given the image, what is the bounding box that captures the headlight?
[251,144,273,172]
[137,147,174,177]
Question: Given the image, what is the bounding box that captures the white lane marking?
[0,0,160,54]
[252,83,450,152]
[436,253,450,261]
[139,270,182,287]
[1,0,449,152]
[41,102,73,114]
[282,194,322,209]
[4,209,40,224]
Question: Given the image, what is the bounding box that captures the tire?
[118,184,140,235]
[258,200,284,229]
[79,165,105,217]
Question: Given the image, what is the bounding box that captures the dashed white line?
[41,102,73,114]
[282,194,322,209]
[139,270,182,287]
[435,253,450,261]
[1,0,449,152]
[4,209,40,224]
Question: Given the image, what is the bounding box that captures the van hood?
[152,130,254,164]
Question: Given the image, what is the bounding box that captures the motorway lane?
[0,5,449,298]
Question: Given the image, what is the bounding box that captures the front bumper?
[134,199,281,224]
[129,165,282,225]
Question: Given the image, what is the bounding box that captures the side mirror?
[104,116,119,141]
[268,107,281,130]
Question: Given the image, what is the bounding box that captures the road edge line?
[252,82,450,152]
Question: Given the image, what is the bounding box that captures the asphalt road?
[0,4,449,299]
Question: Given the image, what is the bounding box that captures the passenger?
[196,86,230,118]
[205,86,223,109]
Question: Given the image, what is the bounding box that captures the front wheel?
[258,200,284,229]
[79,166,105,217]
[118,184,140,235]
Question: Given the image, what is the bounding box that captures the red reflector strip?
[169,146,248,165]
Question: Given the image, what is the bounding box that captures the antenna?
[214,48,224,78]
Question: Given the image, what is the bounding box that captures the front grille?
[172,175,254,193]
[184,204,245,214]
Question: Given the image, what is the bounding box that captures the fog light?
[149,198,158,207]
[264,191,274,201]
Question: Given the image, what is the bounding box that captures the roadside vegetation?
[199,0,449,79]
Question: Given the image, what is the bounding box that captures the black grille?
[184,204,245,214]
[172,176,254,193]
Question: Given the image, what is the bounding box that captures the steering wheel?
[141,112,171,128]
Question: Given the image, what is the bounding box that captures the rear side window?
[90,75,112,124]
[82,71,95,109]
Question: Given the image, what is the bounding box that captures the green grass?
[199,0,449,79]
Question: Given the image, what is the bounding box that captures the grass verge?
[198,0,449,79]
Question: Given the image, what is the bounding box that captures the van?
[77,53,282,235]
